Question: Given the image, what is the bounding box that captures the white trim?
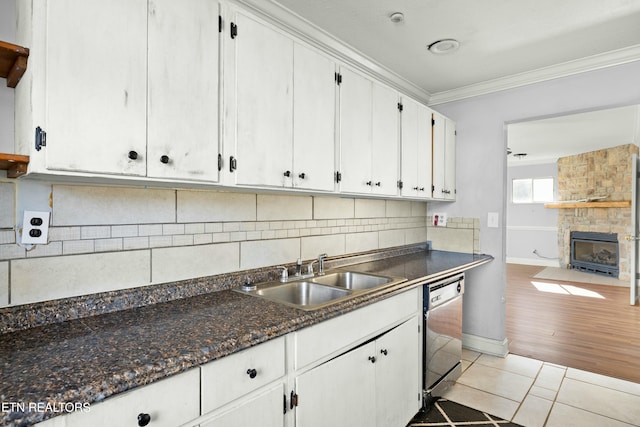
[506,257,560,267]
[506,225,557,232]
[429,45,640,105]
[234,0,431,104]
[462,333,509,358]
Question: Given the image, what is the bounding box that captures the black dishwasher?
[423,273,464,406]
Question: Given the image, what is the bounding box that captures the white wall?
[506,162,559,266]
[431,60,640,348]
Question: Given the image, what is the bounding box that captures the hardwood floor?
[506,263,640,384]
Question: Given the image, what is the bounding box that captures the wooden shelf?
[0,153,29,178]
[0,40,29,88]
[544,201,631,209]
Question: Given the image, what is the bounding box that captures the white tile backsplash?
[177,191,256,223]
[3,184,431,307]
[354,199,385,218]
[152,242,239,283]
[313,196,354,219]
[345,231,378,254]
[301,234,346,259]
[53,185,175,226]
[240,238,300,269]
[257,194,313,221]
[0,182,15,228]
[11,251,151,305]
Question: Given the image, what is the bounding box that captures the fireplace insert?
[570,231,619,277]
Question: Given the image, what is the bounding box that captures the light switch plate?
[432,213,447,227]
[21,211,50,244]
[488,212,499,228]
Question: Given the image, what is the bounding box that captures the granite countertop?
[0,249,492,426]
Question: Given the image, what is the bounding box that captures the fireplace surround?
[570,231,619,277]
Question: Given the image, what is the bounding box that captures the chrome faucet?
[317,253,328,275]
[276,266,289,282]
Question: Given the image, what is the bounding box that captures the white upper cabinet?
[231,11,294,188]
[31,0,148,176]
[228,12,336,192]
[400,96,433,199]
[17,0,221,182]
[147,0,221,182]
[292,43,336,192]
[338,67,399,196]
[432,112,457,200]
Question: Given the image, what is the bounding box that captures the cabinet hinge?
[432,118,435,126]
[335,171,342,183]
[432,185,435,192]
[229,156,237,172]
[230,22,238,39]
[397,180,403,190]
[35,126,46,151]
[397,102,403,112]
[290,391,299,409]
[218,15,222,33]
[334,72,342,85]
[217,153,222,172]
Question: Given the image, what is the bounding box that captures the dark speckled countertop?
[0,249,492,426]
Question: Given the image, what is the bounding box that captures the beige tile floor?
[443,349,640,427]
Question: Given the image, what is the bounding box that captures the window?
[512,177,554,203]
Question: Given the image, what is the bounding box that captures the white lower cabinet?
[63,368,200,427]
[199,383,285,427]
[294,316,420,427]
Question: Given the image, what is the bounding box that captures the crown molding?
[428,44,640,106]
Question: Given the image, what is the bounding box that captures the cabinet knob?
[368,356,376,364]
[413,186,419,191]
[160,155,169,164]
[419,187,425,191]
[247,368,257,379]
[284,171,291,177]
[137,413,151,427]
[375,182,381,187]
[128,151,138,160]
[298,172,306,179]
[366,181,372,186]
[380,349,388,356]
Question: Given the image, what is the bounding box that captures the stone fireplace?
[556,144,638,282]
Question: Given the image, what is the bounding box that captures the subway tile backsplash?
[0,181,478,308]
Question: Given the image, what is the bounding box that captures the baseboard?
[462,333,509,357]
[506,257,560,267]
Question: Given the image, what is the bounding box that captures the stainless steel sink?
[253,281,352,309]
[234,268,407,311]
[310,271,393,290]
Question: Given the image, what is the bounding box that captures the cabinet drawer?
[64,368,199,427]
[295,288,419,369]
[201,336,285,414]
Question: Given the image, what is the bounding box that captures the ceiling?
[273,0,640,102]
[507,105,640,166]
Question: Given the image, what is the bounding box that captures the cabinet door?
[444,118,457,200]
[371,82,399,196]
[375,317,421,427]
[432,113,456,200]
[147,0,220,182]
[65,369,200,427]
[295,342,376,427]
[338,67,372,194]
[200,383,284,427]
[416,105,433,198]
[292,43,336,192]
[233,12,293,187]
[45,0,147,176]
[400,97,419,197]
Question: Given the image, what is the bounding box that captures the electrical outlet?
[21,211,50,245]
[432,213,447,227]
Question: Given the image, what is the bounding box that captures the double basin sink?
[234,269,407,310]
